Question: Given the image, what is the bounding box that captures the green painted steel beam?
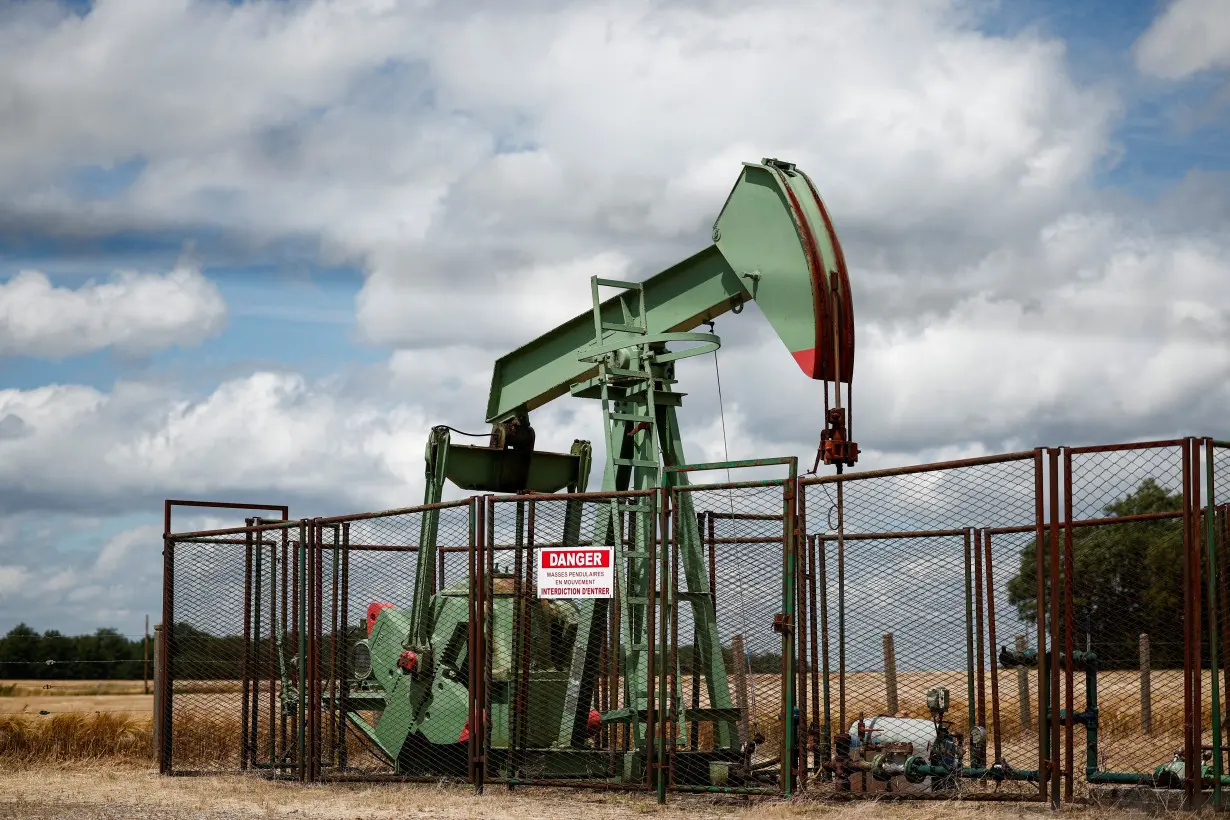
[485,159,853,424]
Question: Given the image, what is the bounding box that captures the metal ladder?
[587,277,666,749]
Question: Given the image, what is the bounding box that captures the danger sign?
[537,547,615,599]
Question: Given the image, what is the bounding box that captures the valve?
[927,687,950,721]
[397,650,419,676]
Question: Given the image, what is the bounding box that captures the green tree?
[1005,478,1185,669]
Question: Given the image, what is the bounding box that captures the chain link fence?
[671,481,792,795]
[152,437,1230,808]
[1061,441,1188,802]
[799,452,1043,800]
[482,491,658,791]
[160,520,300,775]
[312,502,476,783]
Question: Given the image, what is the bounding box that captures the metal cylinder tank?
[848,716,938,794]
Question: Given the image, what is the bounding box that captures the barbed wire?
[0,659,147,666]
[0,632,150,640]
[2,709,154,716]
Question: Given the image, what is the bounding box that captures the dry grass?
[0,679,151,698]
[0,669,1205,773]
[0,763,1183,820]
[0,669,1214,815]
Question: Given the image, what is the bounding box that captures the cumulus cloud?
[718,206,1230,455]
[1134,0,1230,80]
[1,1,1119,345]
[1,0,1228,638]
[351,0,1120,345]
[0,264,227,358]
[0,370,427,517]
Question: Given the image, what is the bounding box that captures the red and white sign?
[537,546,614,599]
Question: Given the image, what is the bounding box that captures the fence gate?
[160,519,302,776]
[481,490,659,791]
[666,463,797,797]
[309,501,477,783]
[797,452,1048,802]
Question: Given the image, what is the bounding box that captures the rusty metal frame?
[478,489,660,792]
[158,435,1230,806]
[160,500,290,777]
[669,469,797,797]
[309,499,477,786]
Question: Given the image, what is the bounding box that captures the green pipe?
[963,531,976,742]
[1086,771,1156,785]
[1207,439,1223,807]
[670,785,778,794]
[878,758,1040,782]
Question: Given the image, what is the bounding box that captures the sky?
[0,0,1229,638]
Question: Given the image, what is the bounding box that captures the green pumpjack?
[321,159,859,792]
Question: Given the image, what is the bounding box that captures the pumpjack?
[344,158,859,786]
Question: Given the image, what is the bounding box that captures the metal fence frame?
[664,457,797,798]
[156,436,1230,809]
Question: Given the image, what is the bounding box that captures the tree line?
[0,624,150,680]
[1,620,789,682]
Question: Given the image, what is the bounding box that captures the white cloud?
[358,250,630,349]
[2,1,1119,342]
[0,355,620,524]
[0,264,227,358]
[94,524,161,576]
[346,0,1119,347]
[1134,0,1230,80]
[1,0,1228,638]
[717,207,1230,453]
[0,0,426,188]
[0,565,33,596]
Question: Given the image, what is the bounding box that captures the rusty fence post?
[1140,633,1152,736]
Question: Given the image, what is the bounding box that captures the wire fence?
[34,434,1220,809]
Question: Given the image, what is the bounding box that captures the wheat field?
[0,672,1217,816]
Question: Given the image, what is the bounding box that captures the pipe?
[1062,447,1076,803]
[1032,449,1047,803]
[973,529,987,737]
[963,530,976,752]
[818,535,832,777]
[837,478,846,733]
[984,531,1003,764]
[1047,448,1061,810]
[1206,439,1223,807]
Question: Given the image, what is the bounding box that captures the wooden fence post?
[1016,634,1031,732]
[153,624,163,762]
[1140,632,1152,735]
[883,632,898,714]
[731,634,750,746]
